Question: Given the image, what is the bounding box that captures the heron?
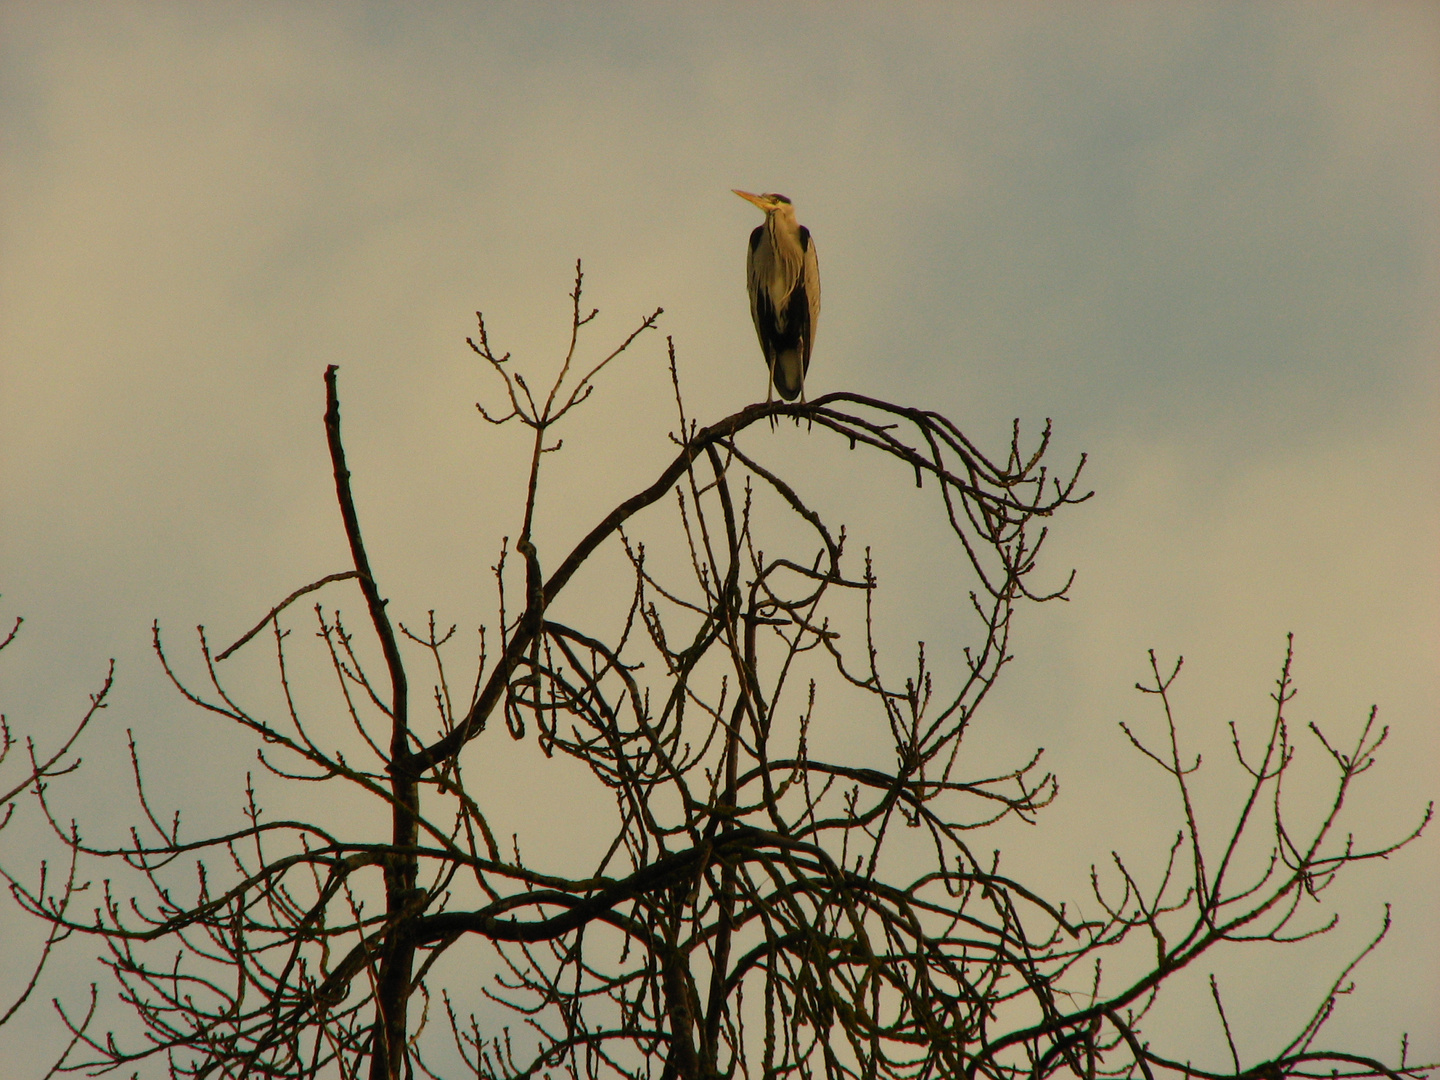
[734,190,820,404]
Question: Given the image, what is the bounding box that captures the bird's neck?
[764,211,804,294]
[766,210,801,248]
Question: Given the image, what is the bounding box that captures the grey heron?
[734,190,820,403]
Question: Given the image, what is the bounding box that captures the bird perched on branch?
[734,190,820,403]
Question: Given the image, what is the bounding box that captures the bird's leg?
[766,361,777,430]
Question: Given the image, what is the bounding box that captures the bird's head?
[733,190,793,216]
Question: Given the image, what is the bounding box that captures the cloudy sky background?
[1,3,1436,1074]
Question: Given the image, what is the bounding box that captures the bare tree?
[0,612,104,1074]
[8,266,1431,1080]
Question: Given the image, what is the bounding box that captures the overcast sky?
[1,3,1436,1074]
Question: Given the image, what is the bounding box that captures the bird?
[733,190,820,404]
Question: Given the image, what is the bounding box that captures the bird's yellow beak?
[733,189,769,210]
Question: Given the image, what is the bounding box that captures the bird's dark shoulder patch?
[798,225,811,251]
[749,225,764,252]
[785,279,810,340]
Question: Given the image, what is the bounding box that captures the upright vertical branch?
[324,364,417,1080]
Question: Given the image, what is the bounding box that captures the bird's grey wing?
[799,227,820,372]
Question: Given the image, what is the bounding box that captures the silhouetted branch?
[11,275,1426,1080]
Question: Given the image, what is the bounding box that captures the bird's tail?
[772,350,805,401]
